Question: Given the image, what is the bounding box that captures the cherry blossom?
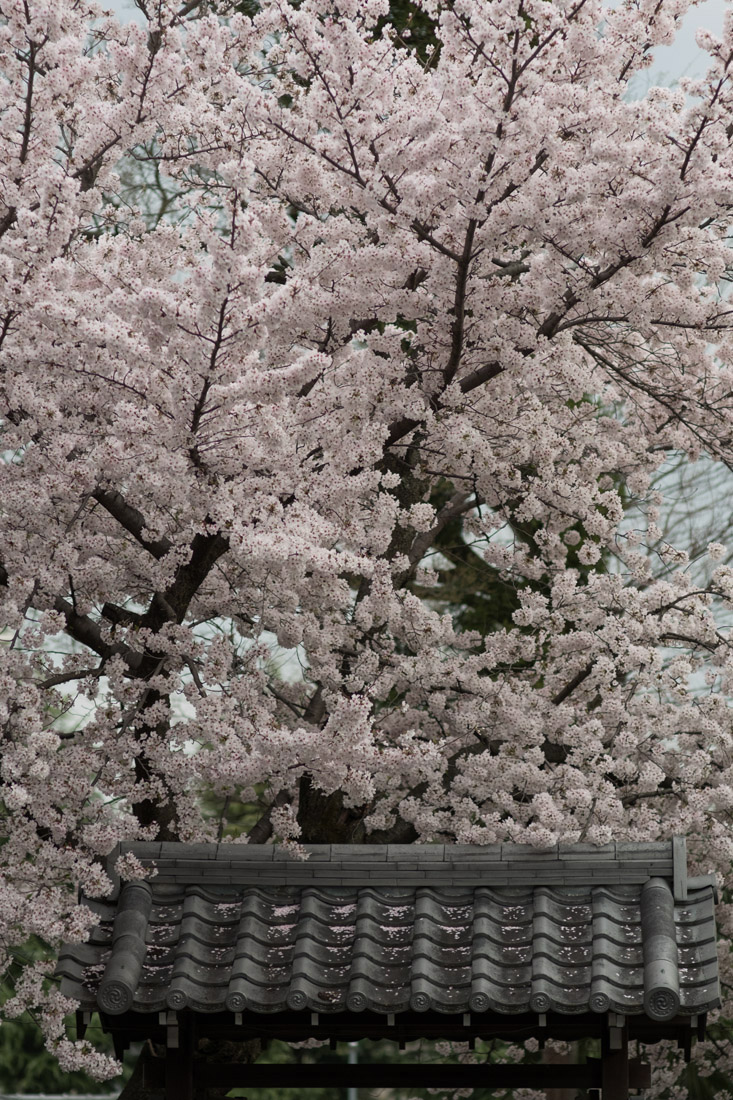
[3,0,733,1085]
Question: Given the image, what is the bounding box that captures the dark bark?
[297,775,370,844]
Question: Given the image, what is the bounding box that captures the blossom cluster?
[2,0,733,1086]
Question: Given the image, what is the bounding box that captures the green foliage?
[412,509,522,637]
[0,994,125,1096]
[409,470,609,645]
[374,0,440,66]
[0,941,125,1095]
[199,786,267,839]
[232,0,441,69]
[0,1012,120,1095]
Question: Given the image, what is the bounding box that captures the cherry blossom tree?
[3,0,733,1088]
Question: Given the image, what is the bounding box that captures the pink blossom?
[2,0,733,1086]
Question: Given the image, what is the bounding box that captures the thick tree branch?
[159,531,230,623]
[551,662,595,706]
[92,488,172,559]
[53,596,144,671]
[378,359,505,459]
[248,790,291,844]
[38,664,105,689]
[397,491,475,586]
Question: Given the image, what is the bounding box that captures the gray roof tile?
[57,842,720,1023]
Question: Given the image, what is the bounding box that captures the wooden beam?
[145,1054,651,1092]
[591,1056,650,1089]
[197,1063,601,1088]
[103,1005,697,1047]
[146,1059,653,1090]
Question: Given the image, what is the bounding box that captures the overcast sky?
[106,0,729,88]
[644,0,728,84]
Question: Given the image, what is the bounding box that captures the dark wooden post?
[544,1039,579,1100]
[165,1010,194,1100]
[601,1019,629,1100]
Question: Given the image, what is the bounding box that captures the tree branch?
[248,790,290,844]
[38,664,105,689]
[92,488,172,559]
[403,491,475,575]
[158,531,229,623]
[551,662,595,705]
[53,596,144,672]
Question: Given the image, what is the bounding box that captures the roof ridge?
[100,839,686,900]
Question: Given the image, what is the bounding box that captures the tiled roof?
[57,841,720,1024]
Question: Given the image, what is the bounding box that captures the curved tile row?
[57,882,719,1020]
